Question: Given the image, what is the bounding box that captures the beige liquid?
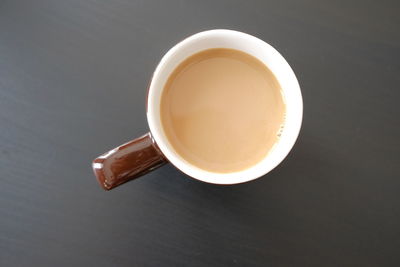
[160,48,285,173]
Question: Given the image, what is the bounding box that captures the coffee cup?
[92,29,303,190]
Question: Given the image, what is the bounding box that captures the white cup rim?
[147,29,303,184]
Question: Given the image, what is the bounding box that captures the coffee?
[160,48,285,173]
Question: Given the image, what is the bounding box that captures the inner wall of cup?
[147,30,302,184]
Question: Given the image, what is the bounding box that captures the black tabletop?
[1,1,399,266]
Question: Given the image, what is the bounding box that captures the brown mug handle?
[92,133,167,190]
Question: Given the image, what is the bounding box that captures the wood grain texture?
[0,0,399,266]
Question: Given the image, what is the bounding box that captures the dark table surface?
[1,0,399,266]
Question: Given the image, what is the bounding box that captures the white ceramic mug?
[93,29,303,190]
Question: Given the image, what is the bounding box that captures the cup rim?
[147,29,303,184]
